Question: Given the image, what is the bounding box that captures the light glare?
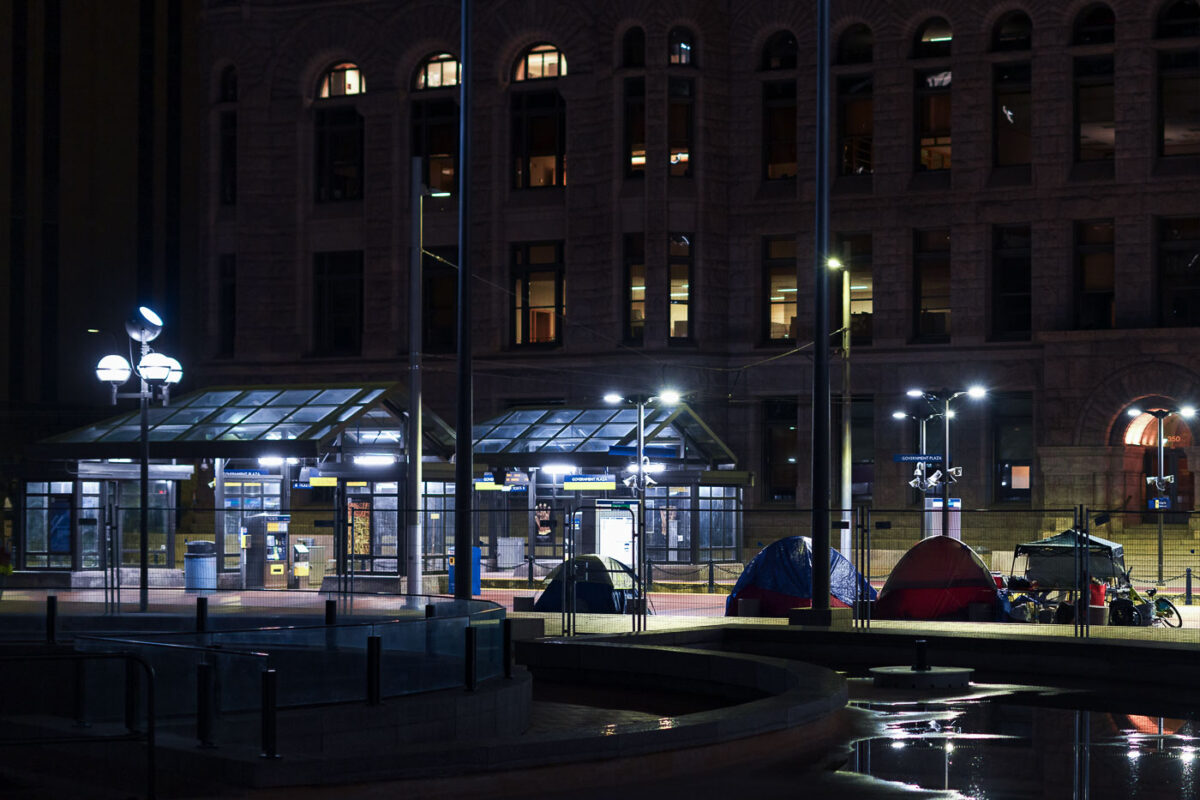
[906,389,925,398]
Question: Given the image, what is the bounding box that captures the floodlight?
[125,306,163,342]
[967,385,987,399]
[658,389,681,405]
[95,354,132,384]
[603,393,623,404]
[892,411,908,420]
[1127,407,1142,417]
[353,454,396,466]
[1181,406,1196,418]
[906,389,925,398]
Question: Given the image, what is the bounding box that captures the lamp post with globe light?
[95,307,182,612]
[1125,403,1195,582]
[905,386,987,538]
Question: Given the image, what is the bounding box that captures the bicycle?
[1107,571,1183,628]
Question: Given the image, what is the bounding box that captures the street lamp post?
[828,256,852,555]
[95,307,183,612]
[1126,403,1195,582]
[906,387,986,537]
[605,389,680,632]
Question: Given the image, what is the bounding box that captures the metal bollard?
[425,603,436,619]
[366,635,382,705]
[196,596,208,634]
[197,662,215,749]
[325,599,337,625]
[502,619,513,679]
[46,596,58,645]
[1188,568,1193,606]
[260,669,280,759]
[914,639,930,672]
[464,626,478,691]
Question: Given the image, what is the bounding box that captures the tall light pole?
[605,389,680,633]
[906,387,986,537]
[1126,403,1195,582]
[95,307,182,612]
[828,256,851,555]
[453,0,474,600]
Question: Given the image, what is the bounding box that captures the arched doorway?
[1122,406,1193,520]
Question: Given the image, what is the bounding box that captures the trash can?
[184,540,218,591]
[448,546,481,595]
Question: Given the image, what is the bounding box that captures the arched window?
[1157,0,1200,38]
[992,10,1032,51]
[622,27,645,68]
[414,53,459,90]
[837,24,873,65]
[913,17,953,58]
[514,43,567,81]
[762,30,798,70]
[669,27,695,65]
[318,62,365,98]
[1073,4,1115,45]
[219,65,238,103]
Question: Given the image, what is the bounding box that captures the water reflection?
[843,679,1198,799]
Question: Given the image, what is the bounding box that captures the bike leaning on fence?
[1107,570,1182,628]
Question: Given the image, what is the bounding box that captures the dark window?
[1158,0,1200,38]
[514,44,566,81]
[1159,51,1200,157]
[219,65,237,102]
[414,53,459,90]
[836,233,873,345]
[668,78,694,177]
[318,62,365,98]
[625,234,645,344]
[512,242,564,346]
[219,111,236,205]
[913,18,952,59]
[763,400,798,502]
[1075,56,1114,161]
[993,394,1033,503]
[315,107,363,202]
[1159,217,1200,326]
[994,63,1031,166]
[992,10,1032,51]
[916,69,952,170]
[217,254,235,357]
[512,91,566,188]
[1075,220,1114,330]
[992,225,1032,340]
[1074,4,1115,45]
[313,251,363,356]
[625,77,646,176]
[915,229,951,340]
[837,24,873,65]
[835,397,876,505]
[838,75,873,176]
[622,27,645,68]
[412,98,458,195]
[423,246,457,353]
[762,30,798,70]
[669,233,692,341]
[763,236,797,342]
[669,27,695,66]
[763,81,797,179]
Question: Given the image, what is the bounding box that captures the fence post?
[502,618,513,679]
[1188,568,1193,606]
[45,596,57,645]
[646,561,654,592]
[195,596,208,634]
[196,661,215,749]
[707,560,715,593]
[464,626,477,691]
[260,669,279,759]
[366,635,382,705]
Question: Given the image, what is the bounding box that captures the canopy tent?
[534,555,639,613]
[725,536,876,616]
[1012,529,1127,587]
[874,536,1002,621]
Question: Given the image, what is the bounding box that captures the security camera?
[623,475,636,488]
[925,470,942,489]
[912,464,925,476]
[1147,476,1158,485]
[948,467,962,478]
[908,477,922,489]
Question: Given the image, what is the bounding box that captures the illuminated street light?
[905,387,988,537]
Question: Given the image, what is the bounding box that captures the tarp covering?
[875,536,1001,621]
[534,555,638,613]
[1013,528,1126,586]
[724,536,876,617]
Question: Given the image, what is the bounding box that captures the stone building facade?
[194,0,1200,531]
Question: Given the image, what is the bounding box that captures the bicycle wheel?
[1156,598,1183,628]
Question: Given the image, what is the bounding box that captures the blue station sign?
[893,454,944,463]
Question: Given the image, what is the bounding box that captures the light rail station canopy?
[32,383,456,461]
[471,403,737,469]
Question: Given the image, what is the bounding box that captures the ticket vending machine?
[292,541,310,589]
[244,514,290,589]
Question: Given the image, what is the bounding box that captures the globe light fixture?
[95,354,132,385]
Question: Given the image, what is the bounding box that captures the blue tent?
[533,555,639,614]
[726,536,876,616]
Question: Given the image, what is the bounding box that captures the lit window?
[1075,220,1114,330]
[1075,56,1114,162]
[913,17,952,59]
[412,98,458,195]
[992,10,1032,51]
[836,233,873,345]
[837,24,873,65]
[669,234,692,341]
[668,78,693,177]
[764,82,797,179]
[318,62,365,98]
[993,394,1033,503]
[763,236,797,342]
[625,77,645,176]
[415,53,459,90]
[512,242,564,346]
[625,234,645,344]
[514,43,567,81]
[1157,0,1200,38]
[1159,51,1200,157]
[916,69,951,170]
[762,30,797,70]
[914,229,950,340]
[669,27,695,65]
[994,63,1031,167]
[1074,4,1115,45]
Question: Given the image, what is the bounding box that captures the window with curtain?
[512,242,564,346]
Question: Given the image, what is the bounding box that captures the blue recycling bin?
[184,540,217,591]
[448,546,481,595]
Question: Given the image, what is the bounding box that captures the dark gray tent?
[1012,529,1126,587]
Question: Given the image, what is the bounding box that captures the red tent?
[874,536,1000,620]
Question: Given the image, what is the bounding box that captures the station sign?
[1150,497,1172,510]
[893,454,944,463]
[564,474,617,491]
